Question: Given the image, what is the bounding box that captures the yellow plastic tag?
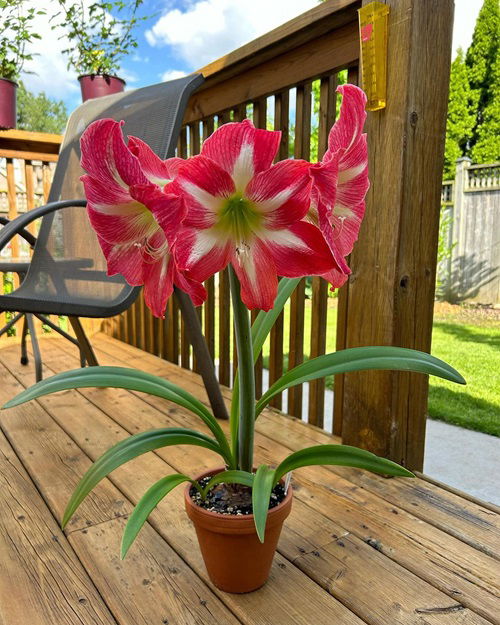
[358,2,390,111]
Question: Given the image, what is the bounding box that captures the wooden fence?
[0,0,454,471]
[440,159,500,305]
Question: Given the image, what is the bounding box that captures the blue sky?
[22,0,483,113]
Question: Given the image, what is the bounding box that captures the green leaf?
[274,445,415,483]
[62,428,223,528]
[255,346,466,416]
[121,473,193,559]
[201,470,255,498]
[252,465,276,543]
[2,366,233,466]
[251,278,300,361]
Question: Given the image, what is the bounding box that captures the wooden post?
[338,0,454,470]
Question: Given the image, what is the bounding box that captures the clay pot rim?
[184,466,293,530]
[0,77,18,87]
[78,74,126,85]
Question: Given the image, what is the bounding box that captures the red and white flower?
[171,119,336,310]
[80,119,205,317]
[309,84,369,287]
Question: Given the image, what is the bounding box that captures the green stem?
[228,266,255,472]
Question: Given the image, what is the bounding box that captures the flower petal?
[263,221,337,278]
[230,240,278,311]
[246,159,312,228]
[171,155,235,229]
[80,118,148,189]
[175,228,232,282]
[201,119,281,189]
[128,135,183,186]
[172,264,207,306]
[129,183,185,241]
[142,248,175,318]
[327,84,367,156]
[98,236,144,286]
[87,204,157,246]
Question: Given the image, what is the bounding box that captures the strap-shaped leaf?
[274,445,414,483]
[2,366,233,465]
[62,428,223,527]
[230,278,300,455]
[121,473,194,559]
[255,346,466,416]
[251,277,300,361]
[201,469,255,498]
[252,465,276,543]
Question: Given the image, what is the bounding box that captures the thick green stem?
[228,266,255,472]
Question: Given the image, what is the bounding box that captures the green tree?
[470,47,500,162]
[466,0,500,162]
[443,49,474,177]
[16,82,68,134]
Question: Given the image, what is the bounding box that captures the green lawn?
[259,300,499,436]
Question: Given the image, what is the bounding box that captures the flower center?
[216,193,262,245]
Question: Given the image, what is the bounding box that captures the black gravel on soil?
[190,477,286,515]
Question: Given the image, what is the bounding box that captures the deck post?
[336,0,454,470]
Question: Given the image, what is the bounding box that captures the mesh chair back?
[15,74,203,317]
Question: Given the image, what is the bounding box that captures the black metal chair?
[0,75,228,419]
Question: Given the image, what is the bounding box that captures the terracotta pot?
[184,467,293,593]
[0,77,18,130]
[78,74,126,102]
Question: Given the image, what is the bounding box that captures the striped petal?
[326,84,367,157]
[130,183,185,241]
[230,240,278,311]
[171,155,234,229]
[99,237,144,286]
[264,221,337,278]
[246,159,312,228]
[80,119,149,190]
[175,228,232,283]
[141,231,175,318]
[128,136,184,186]
[201,119,281,190]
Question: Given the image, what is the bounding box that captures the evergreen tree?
[466,0,500,162]
[471,46,500,162]
[16,82,68,134]
[443,49,474,177]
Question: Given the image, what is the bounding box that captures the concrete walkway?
[424,419,499,506]
[255,368,500,507]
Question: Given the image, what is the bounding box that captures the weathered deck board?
[0,429,118,625]
[0,335,498,625]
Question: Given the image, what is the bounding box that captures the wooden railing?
[1,0,454,471]
[0,130,62,335]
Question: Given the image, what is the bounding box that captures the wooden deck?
[0,333,498,625]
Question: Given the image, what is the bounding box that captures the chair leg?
[21,315,29,365]
[0,311,23,338]
[68,317,99,367]
[25,314,42,382]
[174,287,229,420]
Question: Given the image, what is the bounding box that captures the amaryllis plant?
[4,85,465,552]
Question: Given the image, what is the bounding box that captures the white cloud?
[145,0,318,68]
[20,1,79,100]
[160,69,188,81]
[452,0,482,55]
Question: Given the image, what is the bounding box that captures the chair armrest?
[0,216,38,248]
[0,200,87,253]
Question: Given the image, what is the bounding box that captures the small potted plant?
[0,0,44,129]
[51,0,148,102]
[3,86,466,593]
